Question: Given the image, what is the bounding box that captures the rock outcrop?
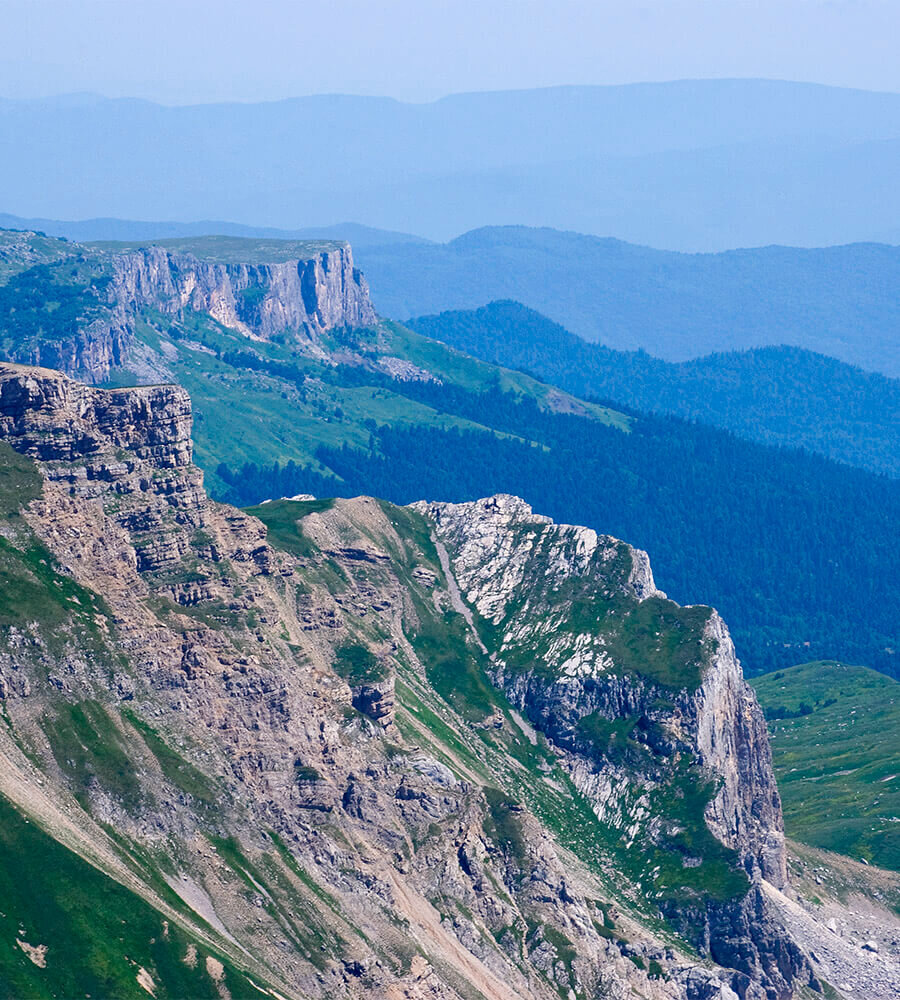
[0,361,192,467]
[1,234,377,384]
[112,243,376,344]
[417,495,809,997]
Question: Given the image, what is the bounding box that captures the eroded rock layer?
[0,365,826,1000]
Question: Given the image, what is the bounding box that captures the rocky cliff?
[0,234,377,383]
[416,495,802,992]
[0,365,839,1000]
[112,242,376,345]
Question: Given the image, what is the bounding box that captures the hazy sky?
[2,0,898,104]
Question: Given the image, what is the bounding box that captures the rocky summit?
[0,362,895,999]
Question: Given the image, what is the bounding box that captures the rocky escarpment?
[112,242,376,346]
[0,233,377,384]
[0,361,192,467]
[417,495,810,998]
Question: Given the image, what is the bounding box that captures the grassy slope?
[87,233,346,262]
[752,662,900,871]
[116,310,627,495]
[0,794,260,1000]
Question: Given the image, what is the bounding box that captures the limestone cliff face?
[0,361,192,467]
[1,235,377,384]
[112,244,376,344]
[18,314,134,387]
[416,496,804,996]
[416,495,784,884]
[0,362,268,582]
[694,613,786,888]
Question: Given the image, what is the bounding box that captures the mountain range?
[5,214,899,376]
[0,222,898,998]
[3,79,900,248]
[1,228,898,681]
[359,226,900,377]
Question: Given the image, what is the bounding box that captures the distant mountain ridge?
[3,79,900,248]
[407,300,900,477]
[0,212,429,251]
[3,228,899,680]
[361,226,900,376]
[9,216,898,376]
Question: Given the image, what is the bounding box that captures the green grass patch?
[332,642,387,685]
[244,497,334,557]
[89,234,345,263]
[43,700,147,813]
[752,661,900,871]
[0,441,42,516]
[482,788,529,878]
[122,710,219,806]
[0,794,259,999]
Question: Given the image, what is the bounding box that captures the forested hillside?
[359,226,900,376]
[3,228,897,681]
[216,376,900,679]
[407,300,900,476]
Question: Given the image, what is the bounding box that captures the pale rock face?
[9,242,377,384]
[418,494,802,994]
[0,361,193,468]
[112,244,376,346]
[695,612,787,888]
[417,495,785,885]
[412,494,651,626]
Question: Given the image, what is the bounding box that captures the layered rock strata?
[0,368,820,1000]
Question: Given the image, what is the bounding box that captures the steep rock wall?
[416,495,785,885]
[112,244,376,342]
[0,361,192,467]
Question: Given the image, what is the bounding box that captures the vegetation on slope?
[408,300,900,477]
[4,232,898,682]
[221,382,900,678]
[0,257,112,358]
[752,662,900,871]
[88,233,346,263]
[0,794,260,1000]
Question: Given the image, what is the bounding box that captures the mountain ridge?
[3,228,898,681]
[0,359,840,998]
[406,300,900,477]
[5,79,900,248]
[361,226,900,376]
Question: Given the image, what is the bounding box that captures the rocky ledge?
[0,361,192,467]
